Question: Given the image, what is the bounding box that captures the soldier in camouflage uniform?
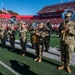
[0,23,6,47]
[34,22,46,62]
[44,20,52,52]
[29,23,36,48]
[18,21,28,56]
[8,24,15,51]
[58,11,75,73]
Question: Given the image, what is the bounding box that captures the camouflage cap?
[65,13,72,17]
[8,24,11,26]
[8,23,13,26]
[47,20,50,22]
[20,21,26,25]
[39,22,44,26]
[65,10,74,17]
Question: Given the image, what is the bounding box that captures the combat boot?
[34,58,38,61]
[66,66,71,73]
[58,65,64,70]
[22,53,26,56]
[38,58,42,62]
[20,52,26,56]
[44,49,49,52]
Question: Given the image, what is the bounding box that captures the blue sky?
[0,0,73,15]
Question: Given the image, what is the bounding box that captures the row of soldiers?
[29,10,75,74]
[0,10,75,74]
[0,21,28,56]
[0,20,52,57]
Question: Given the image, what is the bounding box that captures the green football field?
[0,32,75,75]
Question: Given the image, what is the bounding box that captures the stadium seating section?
[0,2,75,26]
[38,2,75,14]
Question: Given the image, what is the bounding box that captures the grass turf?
[0,32,75,75]
[0,44,75,75]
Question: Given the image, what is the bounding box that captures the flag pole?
[2,2,3,14]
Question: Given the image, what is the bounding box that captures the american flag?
[2,7,9,14]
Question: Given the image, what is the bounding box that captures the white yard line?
[54,45,59,48]
[0,61,21,75]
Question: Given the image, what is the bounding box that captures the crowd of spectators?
[1,17,75,35]
[20,18,63,25]
[0,18,63,32]
[0,17,64,26]
[38,1,75,14]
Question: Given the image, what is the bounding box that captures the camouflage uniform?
[59,21,75,67]
[58,10,75,73]
[34,23,46,62]
[29,26,36,48]
[44,22,52,52]
[8,25,15,51]
[0,25,6,47]
[19,24,28,56]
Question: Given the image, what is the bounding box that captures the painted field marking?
[0,61,21,75]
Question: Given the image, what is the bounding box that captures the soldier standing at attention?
[58,10,75,73]
[34,22,45,62]
[8,24,15,51]
[19,21,28,56]
[44,20,52,52]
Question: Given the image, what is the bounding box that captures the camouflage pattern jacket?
[19,27,28,42]
[0,26,5,38]
[59,21,75,45]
